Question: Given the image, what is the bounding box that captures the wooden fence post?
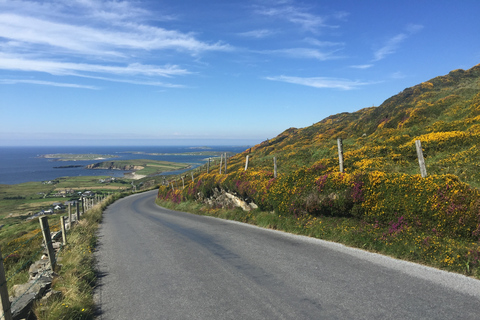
[245,155,249,171]
[415,140,427,178]
[76,200,81,222]
[39,216,55,270]
[191,172,194,183]
[0,248,13,320]
[75,201,79,224]
[274,156,277,178]
[219,154,223,174]
[207,158,210,174]
[224,153,227,174]
[68,203,72,228]
[182,176,185,189]
[60,216,67,246]
[337,138,344,173]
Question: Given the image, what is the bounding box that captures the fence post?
[75,201,80,223]
[182,176,185,189]
[245,155,249,171]
[224,153,227,174]
[415,140,427,178]
[219,154,223,174]
[274,156,277,178]
[68,203,72,228]
[191,172,194,183]
[337,138,344,173]
[0,248,13,320]
[76,200,81,222]
[39,216,55,270]
[207,158,210,174]
[60,216,67,246]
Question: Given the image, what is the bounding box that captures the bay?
[0,146,248,185]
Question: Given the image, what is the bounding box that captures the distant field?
[0,176,129,219]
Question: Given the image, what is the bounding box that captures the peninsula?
[85,159,190,179]
[38,154,119,161]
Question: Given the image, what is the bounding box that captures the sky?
[1,0,479,146]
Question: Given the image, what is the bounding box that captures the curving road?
[95,190,480,319]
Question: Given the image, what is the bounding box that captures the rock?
[40,289,62,304]
[10,292,36,320]
[249,202,258,210]
[225,192,251,211]
[13,275,52,298]
[29,260,49,279]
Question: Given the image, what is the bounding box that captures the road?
[95,190,480,319]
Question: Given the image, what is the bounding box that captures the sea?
[0,146,249,185]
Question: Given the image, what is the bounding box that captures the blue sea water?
[0,146,248,185]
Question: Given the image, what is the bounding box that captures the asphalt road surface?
[95,190,480,319]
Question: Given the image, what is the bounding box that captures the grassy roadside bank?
[31,192,127,319]
[18,189,151,320]
[155,198,480,280]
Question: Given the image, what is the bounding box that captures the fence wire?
[0,217,67,320]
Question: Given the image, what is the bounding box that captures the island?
[39,154,119,161]
[119,151,231,157]
[85,159,190,179]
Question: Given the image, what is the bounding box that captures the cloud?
[237,29,276,39]
[350,64,373,69]
[303,38,344,47]
[265,75,372,90]
[0,79,99,89]
[0,13,230,57]
[254,4,333,33]
[0,53,190,77]
[373,33,408,61]
[260,48,343,60]
[0,1,232,88]
[373,24,423,61]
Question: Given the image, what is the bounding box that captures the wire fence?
[0,194,107,320]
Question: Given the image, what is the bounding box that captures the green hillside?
[158,63,480,276]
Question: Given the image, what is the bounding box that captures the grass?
[32,193,126,320]
[156,198,480,280]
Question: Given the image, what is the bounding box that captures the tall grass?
[33,193,125,320]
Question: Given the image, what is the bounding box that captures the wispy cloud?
[0,0,230,89]
[373,33,408,61]
[373,24,423,61]
[254,3,340,33]
[350,64,373,69]
[260,48,343,61]
[237,29,276,39]
[0,79,99,89]
[0,13,230,58]
[265,75,372,90]
[0,53,190,77]
[303,37,344,47]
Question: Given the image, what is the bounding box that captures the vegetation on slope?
[158,63,480,277]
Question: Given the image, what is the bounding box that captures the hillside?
[158,63,480,277]
[234,63,480,185]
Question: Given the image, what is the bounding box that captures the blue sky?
[1,0,479,146]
